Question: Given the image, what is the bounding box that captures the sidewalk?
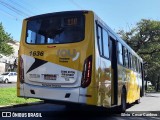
[127,93,160,111]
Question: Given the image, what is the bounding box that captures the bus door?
[110,36,118,105]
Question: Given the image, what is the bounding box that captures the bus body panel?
[23,83,80,103]
[17,11,96,105]
[96,57,112,107]
[17,20,27,97]
[94,15,112,107]
[126,71,141,103]
[117,66,141,104]
[21,54,81,86]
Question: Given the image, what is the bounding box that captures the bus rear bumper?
[20,83,84,104]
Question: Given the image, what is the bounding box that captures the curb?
[0,101,44,109]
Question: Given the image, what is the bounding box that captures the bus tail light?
[19,56,24,83]
[81,55,92,88]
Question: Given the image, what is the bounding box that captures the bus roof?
[25,10,89,20]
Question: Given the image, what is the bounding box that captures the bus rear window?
[26,14,85,44]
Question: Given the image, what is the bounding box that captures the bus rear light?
[81,55,92,88]
[87,70,90,77]
[20,56,24,83]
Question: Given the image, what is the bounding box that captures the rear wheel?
[135,99,140,104]
[120,89,126,113]
[4,79,9,83]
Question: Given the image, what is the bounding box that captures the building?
[0,41,19,74]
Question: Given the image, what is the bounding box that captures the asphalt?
[0,82,16,88]
[0,101,44,109]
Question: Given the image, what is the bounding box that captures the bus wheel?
[135,99,140,104]
[120,89,126,113]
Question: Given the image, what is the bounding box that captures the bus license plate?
[44,74,57,80]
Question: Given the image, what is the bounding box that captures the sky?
[0,0,160,41]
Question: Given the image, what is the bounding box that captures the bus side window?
[137,59,140,73]
[133,56,136,72]
[123,46,129,68]
[117,42,123,65]
[129,53,133,69]
[132,56,134,70]
[136,58,139,72]
[102,29,109,58]
[140,62,142,75]
[136,59,138,72]
[97,25,103,56]
[126,50,129,68]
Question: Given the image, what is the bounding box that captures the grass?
[0,87,40,106]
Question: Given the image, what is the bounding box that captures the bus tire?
[120,89,126,113]
[135,99,140,104]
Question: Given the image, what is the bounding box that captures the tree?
[0,22,14,56]
[117,19,160,86]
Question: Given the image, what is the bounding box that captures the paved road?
[127,93,160,111]
[0,83,16,88]
[0,104,157,120]
[0,93,160,120]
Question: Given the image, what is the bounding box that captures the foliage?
[0,22,14,56]
[117,19,160,84]
[0,87,40,106]
[146,86,155,92]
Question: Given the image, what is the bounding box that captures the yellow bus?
[17,10,144,112]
